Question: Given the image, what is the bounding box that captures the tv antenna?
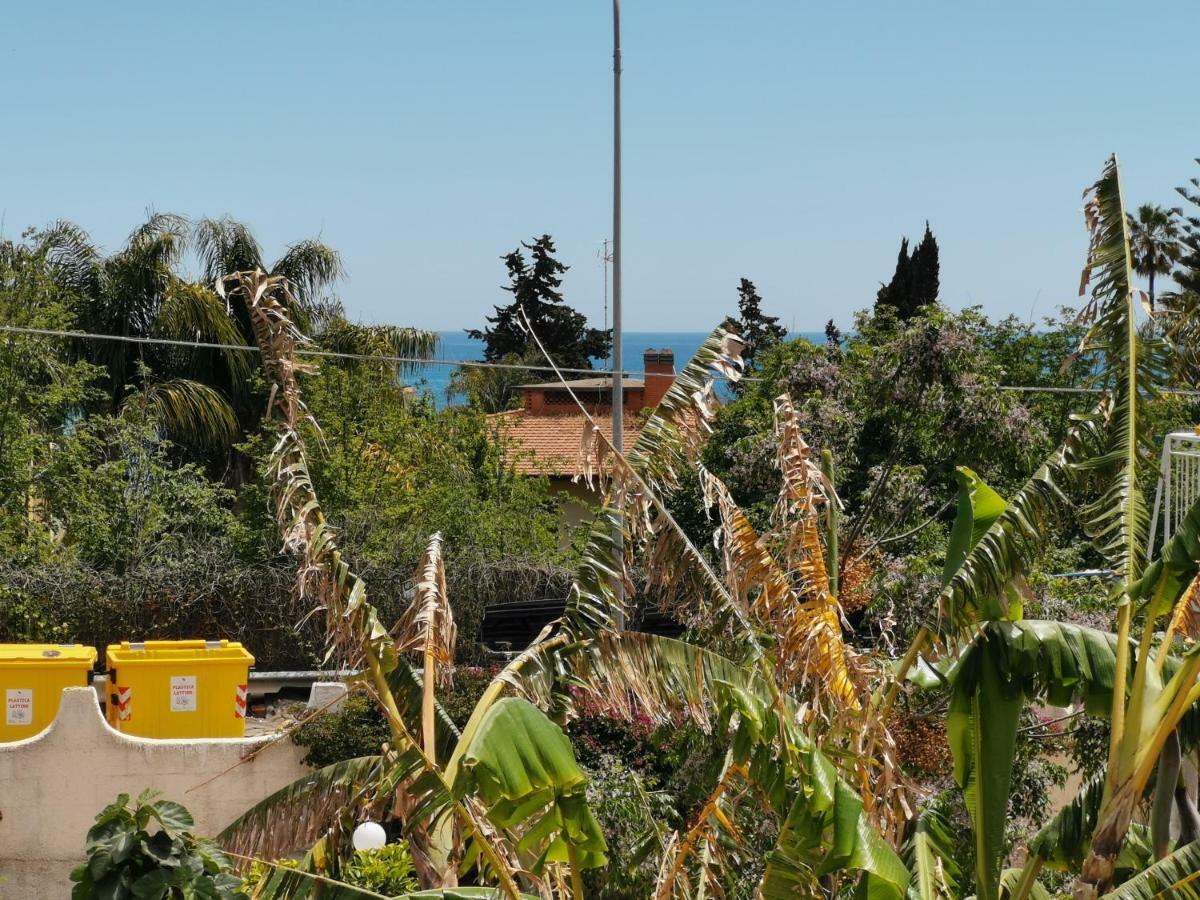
[599,238,613,367]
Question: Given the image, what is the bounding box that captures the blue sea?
[411,331,823,407]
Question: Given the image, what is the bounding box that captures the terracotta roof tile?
[490,410,643,477]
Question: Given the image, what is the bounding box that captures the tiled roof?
[522,377,645,390]
[490,410,643,477]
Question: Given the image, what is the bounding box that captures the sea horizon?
[412,330,825,407]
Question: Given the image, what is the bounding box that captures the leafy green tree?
[875,222,939,319]
[0,235,101,556]
[71,791,245,899]
[1126,203,1183,309]
[45,410,243,576]
[470,235,609,368]
[733,277,786,375]
[282,352,567,651]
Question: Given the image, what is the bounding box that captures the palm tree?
[194,217,344,324]
[1127,203,1183,309]
[38,214,244,448]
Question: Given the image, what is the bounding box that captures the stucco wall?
[0,687,308,899]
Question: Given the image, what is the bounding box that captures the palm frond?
[194,217,265,286]
[36,219,102,295]
[271,239,345,307]
[123,377,239,449]
[153,279,255,388]
[316,318,439,373]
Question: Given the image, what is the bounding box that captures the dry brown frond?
[654,759,746,900]
[394,532,456,679]
[699,466,859,711]
[1166,573,1200,645]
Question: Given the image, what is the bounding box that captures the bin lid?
[106,639,254,667]
[0,644,98,666]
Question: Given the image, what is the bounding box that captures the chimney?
[524,386,546,414]
[643,348,675,409]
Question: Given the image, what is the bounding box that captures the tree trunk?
[1149,269,1156,311]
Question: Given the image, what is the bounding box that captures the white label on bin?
[6,689,32,725]
[170,676,197,712]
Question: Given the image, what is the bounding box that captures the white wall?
[0,688,308,899]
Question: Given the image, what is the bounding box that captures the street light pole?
[610,0,625,628]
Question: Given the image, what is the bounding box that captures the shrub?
[70,791,244,899]
[290,692,389,768]
[341,843,419,895]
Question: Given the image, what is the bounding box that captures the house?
[490,348,677,532]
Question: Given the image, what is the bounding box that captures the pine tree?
[467,235,610,370]
[1174,160,1200,295]
[735,278,787,372]
[874,223,939,319]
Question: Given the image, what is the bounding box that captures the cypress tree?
[874,224,939,319]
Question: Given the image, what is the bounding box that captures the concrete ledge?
[0,687,308,899]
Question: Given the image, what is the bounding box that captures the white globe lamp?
[352,821,387,851]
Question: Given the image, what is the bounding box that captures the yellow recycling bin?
[0,644,97,741]
[105,640,254,739]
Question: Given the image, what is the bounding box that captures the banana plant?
[514,314,912,892]
[216,270,606,898]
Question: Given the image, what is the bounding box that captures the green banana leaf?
[902,799,961,900]
[449,697,608,874]
[942,467,1026,621]
[947,634,1022,900]
[997,867,1050,900]
[911,621,1125,716]
[1100,840,1200,898]
[248,861,390,898]
[911,620,1140,900]
[943,466,1008,586]
[757,745,910,900]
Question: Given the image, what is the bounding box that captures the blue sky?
[2,2,1197,331]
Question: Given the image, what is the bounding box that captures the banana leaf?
[448,697,608,874]
[1099,840,1200,898]
[902,802,961,900]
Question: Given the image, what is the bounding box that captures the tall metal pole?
[611,0,625,628]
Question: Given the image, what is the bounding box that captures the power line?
[0,323,686,382]
[5,323,1200,397]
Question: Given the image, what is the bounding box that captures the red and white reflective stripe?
[234,684,247,718]
[116,686,132,721]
